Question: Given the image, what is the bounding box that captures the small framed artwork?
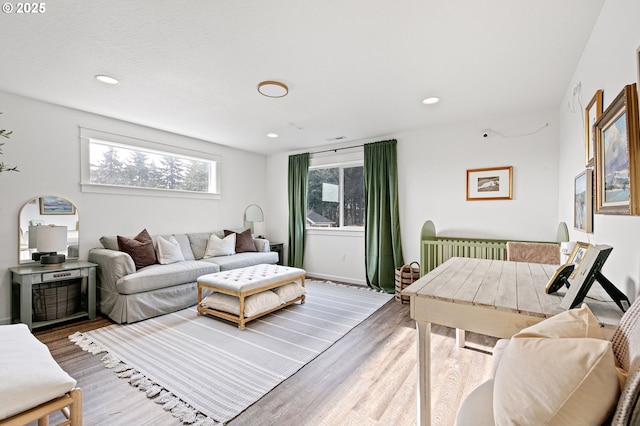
[39,196,76,215]
[584,89,603,166]
[466,166,513,200]
[574,169,593,233]
[594,83,640,215]
[566,241,592,279]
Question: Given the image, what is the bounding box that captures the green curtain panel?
[287,153,309,268]
[364,140,404,292]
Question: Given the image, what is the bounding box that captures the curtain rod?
[310,143,364,155]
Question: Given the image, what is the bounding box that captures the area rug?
[70,280,393,425]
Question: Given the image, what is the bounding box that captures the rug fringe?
[69,332,221,425]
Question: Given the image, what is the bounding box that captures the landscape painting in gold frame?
[585,89,603,166]
[593,83,640,215]
[466,166,512,201]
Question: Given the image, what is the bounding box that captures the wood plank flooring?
[32,300,497,426]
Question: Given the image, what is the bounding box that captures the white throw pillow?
[514,303,605,340]
[203,233,236,258]
[200,290,282,318]
[156,235,186,265]
[272,282,306,303]
[493,337,620,426]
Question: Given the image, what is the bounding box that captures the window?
[80,127,220,199]
[307,163,364,228]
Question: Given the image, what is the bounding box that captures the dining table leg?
[416,320,431,426]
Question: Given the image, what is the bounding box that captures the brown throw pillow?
[224,228,257,253]
[117,228,157,269]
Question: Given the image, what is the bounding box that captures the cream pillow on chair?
[493,337,620,425]
[514,303,606,340]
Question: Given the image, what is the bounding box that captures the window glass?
[88,139,217,194]
[307,164,364,228]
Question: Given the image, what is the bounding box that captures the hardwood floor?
[33,300,497,426]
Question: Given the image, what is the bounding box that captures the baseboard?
[305,272,367,287]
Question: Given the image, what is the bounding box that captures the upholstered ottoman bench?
[197,264,306,329]
[0,324,82,426]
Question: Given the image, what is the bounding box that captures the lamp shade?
[37,225,67,252]
[253,221,267,238]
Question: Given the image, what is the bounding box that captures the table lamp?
[32,225,68,266]
[253,221,267,239]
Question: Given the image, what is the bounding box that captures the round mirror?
[19,196,79,264]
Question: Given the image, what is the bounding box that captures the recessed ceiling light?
[95,75,119,85]
[267,133,279,138]
[422,96,440,105]
[258,81,288,98]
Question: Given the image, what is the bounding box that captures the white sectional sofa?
[88,230,278,324]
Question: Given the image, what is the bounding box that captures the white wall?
[0,91,268,324]
[558,0,640,300]
[266,108,560,285]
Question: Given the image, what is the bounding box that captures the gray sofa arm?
[253,238,270,253]
[88,248,136,293]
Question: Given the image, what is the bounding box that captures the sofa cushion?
[156,235,186,265]
[224,228,257,253]
[204,233,236,257]
[187,232,212,260]
[116,260,220,295]
[117,229,157,270]
[202,251,279,271]
[493,337,620,425]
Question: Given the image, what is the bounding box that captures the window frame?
[307,160,364,231]
[79,126,221,200]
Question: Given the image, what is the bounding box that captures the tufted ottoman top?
[198,264,306,293]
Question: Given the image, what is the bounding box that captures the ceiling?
[0,0,604,155]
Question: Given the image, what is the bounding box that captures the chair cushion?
[456,379,495,426]
[0,324,77,420]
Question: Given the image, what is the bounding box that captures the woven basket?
[394,262,420,304]
[32,281,81,322]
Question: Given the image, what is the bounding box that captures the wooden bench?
[197,264,306,329]
[0,324,82,426]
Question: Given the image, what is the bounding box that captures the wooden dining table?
[402,256,623,426]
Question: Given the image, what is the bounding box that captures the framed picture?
[574,170,593,233]
[594,83,640,215]
[466,166,512,201]
[39,196,76,215]
[584,89,603,166]
[567,241,592,279]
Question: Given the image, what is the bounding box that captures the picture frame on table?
[593,83,640,215]
[574,169,593,233]
[39,196,76,215]
[466,166,513,201]
[584,89,603,166]
[567,241,593,279]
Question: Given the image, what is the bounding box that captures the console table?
[10,261,97,330]
[403,257,623,426]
